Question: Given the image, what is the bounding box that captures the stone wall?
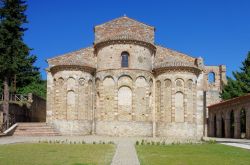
[46,69,94,134]
[94,69,153,136]
[155,71,203,138]
[30,94,46,122]
[0,93,46,123]
[203,65,227,135]
[0,103,29,122]
[96,44,153,71]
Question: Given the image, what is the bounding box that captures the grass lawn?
[136,143,250,165]
[0,143,115,165]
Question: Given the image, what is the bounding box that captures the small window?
[208,72,215,84]
[121,52,129,67]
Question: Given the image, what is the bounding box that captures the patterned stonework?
[46,16,226,139]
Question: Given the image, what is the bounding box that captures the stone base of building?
[51,120,92,135]
[95,121,152,137]
[49,120,203,139]
[156,122,201,139]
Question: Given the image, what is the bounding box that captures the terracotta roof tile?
[47,47,96,68]
[154,45,197,68]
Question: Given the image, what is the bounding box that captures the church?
[46,16,226,139]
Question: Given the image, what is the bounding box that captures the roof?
[47,47,96,68]
[208,93,250,109]
[94,16,155,44]
[154,45,198,69]
[95,16,155,29]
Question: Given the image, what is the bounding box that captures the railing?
[0,93,29,133]
[0,93,30,102]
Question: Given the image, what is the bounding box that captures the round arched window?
[121,52,129,67]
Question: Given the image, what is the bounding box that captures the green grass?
[136,143,250,165]
[0,143,115,165]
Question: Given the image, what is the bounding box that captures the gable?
[47,47,96,68]
[94,16,155,44]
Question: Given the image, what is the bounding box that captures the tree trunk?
[3,76,9,129]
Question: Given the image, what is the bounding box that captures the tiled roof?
[94,16,155,44]
[47,47,96,68]
[154,45,198,69]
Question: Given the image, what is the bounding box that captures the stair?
[13,122,61,136]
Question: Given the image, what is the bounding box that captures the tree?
[17,80,47,99]
[0,0,43,128]
[221,51,250,100]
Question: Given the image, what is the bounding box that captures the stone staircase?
[13,122,61,136]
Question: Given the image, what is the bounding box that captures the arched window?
[121,52,129,67]
[208,72,215,84]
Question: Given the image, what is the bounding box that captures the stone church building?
[46,16,226,139]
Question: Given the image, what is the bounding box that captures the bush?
[208,139,216,144]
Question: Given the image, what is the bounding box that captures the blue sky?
[24,0,250,79]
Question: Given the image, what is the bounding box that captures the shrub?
[208,139,216,144]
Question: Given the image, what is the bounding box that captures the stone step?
[16,127,55,129]
[14,133,61,136]
[15,129,55,132]
[13,122,61,136]
[16,123,48,126]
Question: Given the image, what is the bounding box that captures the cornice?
[49,65,96,75]
[153,65,202,77]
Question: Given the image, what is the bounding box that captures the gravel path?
[220,142,250,150]
[111,140,140,165]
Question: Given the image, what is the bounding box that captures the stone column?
[209,113,215,137]
[114,81,118,121]
[92,79,96,135]
[152,78,156,137]
[224,111,231,138]
[234,109,241,139]
[246,107,250,139]
[46,69,54,123]
[216,113,222,138]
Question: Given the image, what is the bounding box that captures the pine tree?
[0,0,43,128]
[221,51,250,100]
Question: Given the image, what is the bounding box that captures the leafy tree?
[0,0,45,128]
[221,51,250,100]
[17,80,47,99]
